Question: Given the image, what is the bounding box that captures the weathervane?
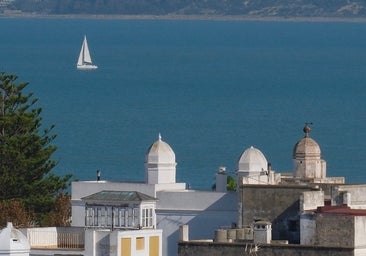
[303,122,313,137]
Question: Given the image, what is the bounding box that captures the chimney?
[215,166,227,192]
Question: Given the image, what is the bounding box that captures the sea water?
[0,18,365,189]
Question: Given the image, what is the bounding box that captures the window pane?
[136,237,144,250]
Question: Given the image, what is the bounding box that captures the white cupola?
[236,146,271,185]
[145,134,177,184]
[0,222,30,256]
[238,146,268,176]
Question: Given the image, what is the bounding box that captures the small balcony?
[22,227,84,249]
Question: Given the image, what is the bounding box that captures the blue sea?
[0,18,365,189]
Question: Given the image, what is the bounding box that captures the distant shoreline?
[2,13,366,23]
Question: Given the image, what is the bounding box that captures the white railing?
[26,227,84,249]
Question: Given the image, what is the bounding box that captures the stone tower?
[293,125,326,179]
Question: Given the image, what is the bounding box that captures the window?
[111,206,133,228]
[85,206,112,227]
[133,207,139,227]
[99,207,106,226]
[128,208,133,227]
[94,207,100,226]
[148,208,153,227]
[288,220,298,232]
[106,207,112,227]
[86,207,94,226]
[113,208,119,227]
[136,237,144,250]
[85,205,143,229]
[122,209,127,227]
[142,208,153,228]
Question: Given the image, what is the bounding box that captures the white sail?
[77,38,85,66]
[77,35,98,70]
[82,37,92,64]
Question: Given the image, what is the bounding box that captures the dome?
[293,137,321,158]
[293,125,321,159]
[238,146,268,173]
[146,134,175,164]
[0,222,30,253]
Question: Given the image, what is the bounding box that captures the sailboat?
[77,35,98,70]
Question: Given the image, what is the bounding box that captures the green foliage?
[226,175,236,191]
[211,174,237,191]
[0,73,72,226]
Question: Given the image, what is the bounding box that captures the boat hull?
[77,64,98,70]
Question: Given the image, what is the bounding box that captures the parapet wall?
[178,241,354,256]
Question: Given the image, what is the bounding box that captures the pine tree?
[0,73,71,226]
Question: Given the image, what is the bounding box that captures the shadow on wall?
[272,200,300,244]
[163,192,238,256]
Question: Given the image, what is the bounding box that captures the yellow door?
[149,236,159,256]
[121,238,131,256]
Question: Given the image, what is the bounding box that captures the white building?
[71,134,237,256]
[22,190,163,256]
[82,190,158,230]
[22,226,162,256]
[178,125,366,256]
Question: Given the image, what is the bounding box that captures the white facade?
[71,181,186,227]
[71,135,237,256]
[0,222,30,256]
[156,190,237,255]
[82,191,157,230]
[83,228,162,256]
[237,146,279,185]
[23,226,162,256]
[354,216,366,248]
